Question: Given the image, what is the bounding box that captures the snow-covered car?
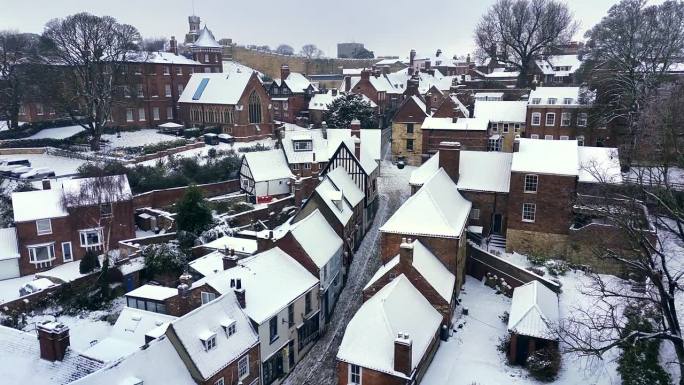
[19,278,57,297]
[218,133,234,144]
[9,166,32,178]
[19,167,55,180]
[0,158,30,175]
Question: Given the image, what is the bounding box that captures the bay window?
[28,243,55,265]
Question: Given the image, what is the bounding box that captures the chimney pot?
[223,254,237,270]
[234,286,246,309]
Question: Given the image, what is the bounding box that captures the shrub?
[499,311,510,324]
[175,186,214,235]
[527,266,546,276]
[142,243,185,278]
[617,313,671,385]
[526,347,561,382]
[546,260,569,277]
[79,250,101,274]
[207,148,217,158]
[238,143,271,153]
[497,334,511,354]
[527,254,546,266]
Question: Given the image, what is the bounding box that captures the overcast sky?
[0,0,665,58]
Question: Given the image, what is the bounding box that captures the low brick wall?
[466,242,561,293]
[132,179,241,209]
[119,233,178,257]
[0,272,99,313]
[227,195,296,228]
[131,142,205,163]
[0,147,47,155]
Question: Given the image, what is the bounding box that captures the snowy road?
[283,160,414,385]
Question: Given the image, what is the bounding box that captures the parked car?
[0,158,30,175]
[9,166,32,178]
[19,167,55,180]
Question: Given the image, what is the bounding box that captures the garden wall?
[466,242,561,293]
[132,179,241,209]
[0,273,99,313]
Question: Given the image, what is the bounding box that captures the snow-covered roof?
[337,275,442,378]
[410,151,512,193]
[167,291,258,380]
[192,26,221,48]
[511,139,579,176]
[111,307,176,346]
[290,209,343,269]
[535,55,582,77]
[484,70,519,79]
[315,177,354,226]
[81,338,140,363]
[421,117,488,131]
[0,227,19,260]
[326,130,379,175]
[190,251,228,278]
[528,87,581,106]
[381,168,471,238]
[126,285,178,301]
[309,90,342,110]
[578,147,623,184]
[281,128,328,164]
[0,324,104,385]
[70,337,195,385]
[327,167,364,206]
[178,71,253,105]
[365,240,455,303]
[275,72,316,93]
[243,149,294,182]
[205,247,318,324]
[202,236,258,255]
[124,51,201,65]
[508,281,559,340]
[11,189,67,222]
[473,100,528,123]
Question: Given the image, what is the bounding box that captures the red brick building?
[267,65,317,123]
[11,176,135,277]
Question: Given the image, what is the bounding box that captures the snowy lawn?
[135,138,275,166]
[25,125,85,140]
[21,297,124,352]
[101,129,179,149]
[422,272,620,385]
[0,260,91,305]
[0,153,87,176]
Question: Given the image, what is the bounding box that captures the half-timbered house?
[239,150,294,203]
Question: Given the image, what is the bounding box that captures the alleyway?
[283,159,413,385]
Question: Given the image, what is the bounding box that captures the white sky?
[0,0,666,58]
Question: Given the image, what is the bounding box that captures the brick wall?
[460,191,508,235]
[132,179,240,209]
[421,129,488,155]
[336,361,403,385]
[203,344,260,385]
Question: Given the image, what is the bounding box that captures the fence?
[466,242,561,293]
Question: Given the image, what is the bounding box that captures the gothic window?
[248,91,262,124]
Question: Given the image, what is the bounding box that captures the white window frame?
[522,203,536,223]
[28,243,56,264]
[531,98,541,105]
[214,378,224,385]
[544,135,554,140]
[292,164,300,171]
[349,364,362,385]
[166,106,173,120]
[563,98,573,105]
[153,107,160,121]
[503,123,510,133]
[561,112,571,127]
[164,84,172,97]
[62,242,73,262]
[559,135,569,140]
[79,228,103,248]
[545,113,556,126]
[530,134,540,139]
[163,66,170,75]
[201,291,217,304]
[126,108,134,122]
[203,334,217,351]
[138,108,146,122]
[177,84,184,94]
[524,174,538,193]
[531,112,541,126]
[36,219,52,235]
[238,355,250,379]
[577,113,588,127]
[548,98,557,105]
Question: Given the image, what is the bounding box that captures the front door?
[492,214,503,234]
[288,340,295,369]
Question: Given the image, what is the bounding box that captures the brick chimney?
[344,76,352,92]
[513,136,521,152]
[425,92,432,114]
[399,238,414,267]
[177,272,192,298]
[405,76,420,98]
[361,69,371,81]
[409,49,416,69]
[294,177,306,206]
[280,64,290,80]
[169,36,178,55]
[350,119,362,159]
[436,49,442,58]
[439,141,461,184]
[223,250,237,270]
[42,179,51,190]
[233,278,246,309]
[256,230,276,252]
[394,333,413,377]
[331,89,338,97]
[37,321,70,362]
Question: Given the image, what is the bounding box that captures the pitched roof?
[178,71,253,105]
[421,117,488,131]
[314,177,354,226]
[508,281,559,340]
[473,100,528,122]
[365,240,455,303]
[193,26,221,48]
[276,72,316,93]
[410,151,512,193]
[326,167,364,207]
[281,127,328,164]
[326,130,379,174]
[511,139,579,176]
[126,285,178,301]
[168,292,258,380]
[243,149,294,182]
[205,247,319,324]
[0,325,104,385]
[290,209,343,269]
[528,87,581,105]
[337,275,442,378]
[381,168,471,238]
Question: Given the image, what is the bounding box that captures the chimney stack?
[425,92,432,114]
[42,179,51,190]
[513,136,521,152]
[331,89,338,97]
[234,279,246,309]
[344,76,352,92]
[361,69,371,81]
[405,76,420,98]
[280,64,291,80]
[436,49,442,57]
[37,321,70,362]
[169,36,178,55]
[351,120,362,159]
[394,333,413,377]
[438,141,461,184]
[223,252,237,270]
[409,49,416,69]
[399,238,414,267]
[177,272,193,298]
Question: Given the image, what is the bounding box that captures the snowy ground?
[101,129,179,149]
[25,125,85,140]
[0,260,90,305]
[21,297,124,352]
[0,153,86,177]
[283,159,417,385]
[135,138,275,166]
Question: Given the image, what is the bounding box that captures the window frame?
[28,243,56,264]
[560,112,571,127]
[524,174,538,193]
[36,219,52,235]
[522,203,536,223]
[577,112,588,127]
[545,112,556,126]
[531,112,541,126]
[269,316,278,343]
[470,208,480,220]
[61,242,73,262]
[238,355,250,380]
[201,291,217,304]
[79,228,103,248]
[406,123,414,134]
[406,139,414,151]
[349,364,362,385]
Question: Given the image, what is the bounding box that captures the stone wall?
[506,228,569,258]
[229,46,380,79]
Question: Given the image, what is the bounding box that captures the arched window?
[248,91,262,124]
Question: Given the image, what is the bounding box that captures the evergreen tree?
[79,250,100,274]
[618,313,671,385]
[324,93,377,129]
[175,185,213,235]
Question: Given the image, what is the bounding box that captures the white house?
[239,149,294,203]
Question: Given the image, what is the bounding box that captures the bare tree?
[40,13,141,150]
[580,0,684,165]
[275,44,294,56]
[300,44,323,59]
[474,0,578,87]
[0,31,39,130]
[561,83,684,384]
[141,37,166,52]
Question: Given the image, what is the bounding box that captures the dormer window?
[563,98,573,105]
[531,98,541,105]
[221,319,237,337]
[548,98,557,105]
[293,140,313,152]
[200,332,217,351]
